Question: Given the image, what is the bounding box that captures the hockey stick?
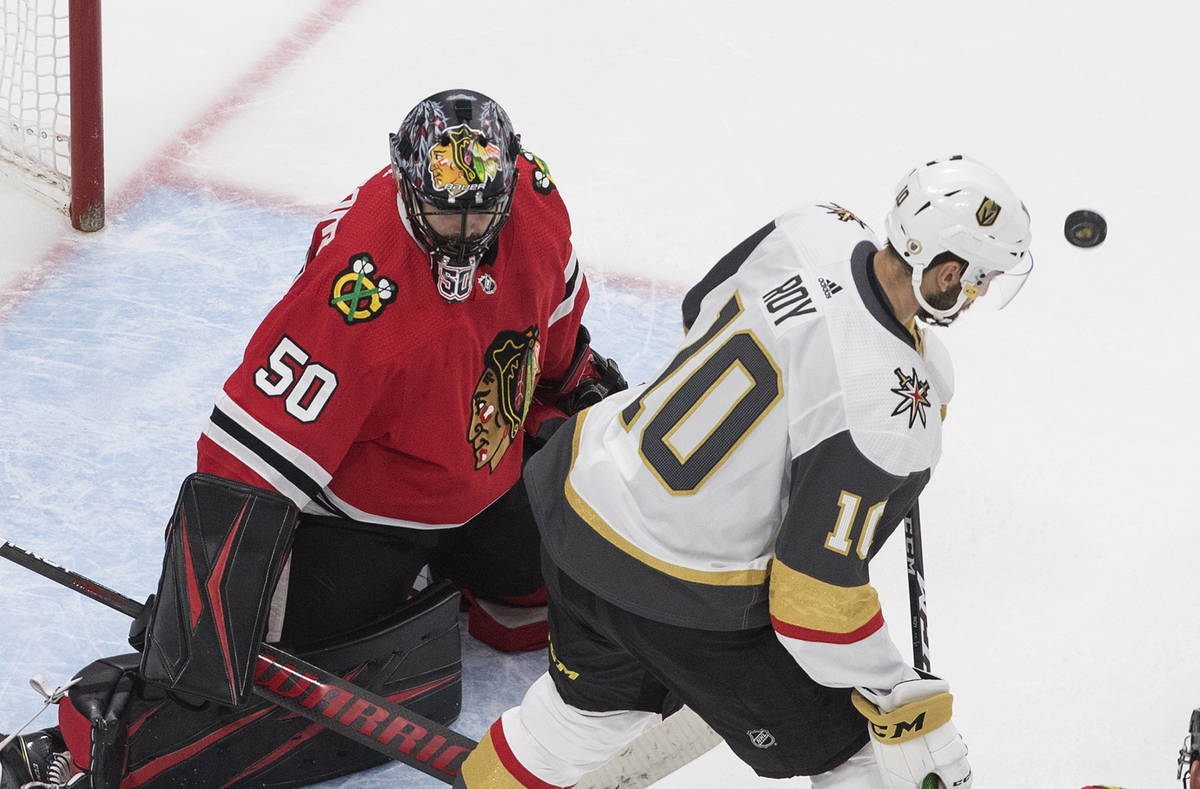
[576,705,722,789]
[904,501,931,672]
[0,540,475,784]
[904,504,945,789]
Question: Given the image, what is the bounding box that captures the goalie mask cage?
[0,0,103,231]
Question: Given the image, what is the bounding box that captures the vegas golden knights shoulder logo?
[976,197,1001,227]
[891,367,932,429]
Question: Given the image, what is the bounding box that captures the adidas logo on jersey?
[818,277,842,299]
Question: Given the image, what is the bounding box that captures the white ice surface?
[2,1,1200,787]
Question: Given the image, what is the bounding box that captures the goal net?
[0,0,103,231]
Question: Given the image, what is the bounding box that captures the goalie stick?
[0,539,749,789]
[0,540,475,784]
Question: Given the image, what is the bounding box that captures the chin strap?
[910,269,967,327]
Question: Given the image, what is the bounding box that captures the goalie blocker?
[137,473,298,706]
[55,474,465,787]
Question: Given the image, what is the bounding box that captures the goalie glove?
[526,325,627,447]
[537,325,627,416]
[851,675,971,789]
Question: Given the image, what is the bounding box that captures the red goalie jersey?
[197,153,588,528]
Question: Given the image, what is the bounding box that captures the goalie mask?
[390,89,520,302]
[885,155,1033,325]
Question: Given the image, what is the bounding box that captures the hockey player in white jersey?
[454,156,1033,788]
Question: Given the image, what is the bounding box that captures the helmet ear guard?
[885,156,1033,324]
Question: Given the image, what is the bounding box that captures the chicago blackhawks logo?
[468,327,541,472]
[521,149,556,194]
[890,367,932,428]
[329,253,394,325]
[428,124,502,198]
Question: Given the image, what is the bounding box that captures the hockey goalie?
[0,87,625,789]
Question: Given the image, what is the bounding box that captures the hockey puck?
[1064,209,1107,248]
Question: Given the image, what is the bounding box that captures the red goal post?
[0,0,103,231]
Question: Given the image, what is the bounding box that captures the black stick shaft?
[904,503,931,672]
[0,539,476,783]
[0,541,143,618]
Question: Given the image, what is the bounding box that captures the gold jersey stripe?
[565,413,769,587]
[903,317,924,355]
[769,560,882,635]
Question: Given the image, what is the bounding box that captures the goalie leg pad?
[61,581,462,788]
[140,473,299,707]
[462,589,549,653]
[57,653,137,787]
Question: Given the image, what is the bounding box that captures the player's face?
[419,200,496,241]
[468,368,512,472]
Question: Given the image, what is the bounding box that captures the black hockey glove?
[557,349,626,415]
[538,325,628,417]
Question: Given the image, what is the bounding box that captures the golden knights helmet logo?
[468,327,541,472]
[975,197,1001,227]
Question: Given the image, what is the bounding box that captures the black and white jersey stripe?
[549,247,583,328]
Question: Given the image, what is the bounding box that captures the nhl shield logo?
[747,728,776,749]
[976,197,1001,227]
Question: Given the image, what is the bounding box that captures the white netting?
[0,0,71,211]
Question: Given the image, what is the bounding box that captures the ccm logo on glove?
[851,689,954,743]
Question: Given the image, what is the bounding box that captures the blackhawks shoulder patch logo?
[329,253,394,325]
[890,367,932,429]
[468,327,542,472]
[521,149,556,195]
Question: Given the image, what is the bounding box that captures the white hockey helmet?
[884,156,1033,323]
